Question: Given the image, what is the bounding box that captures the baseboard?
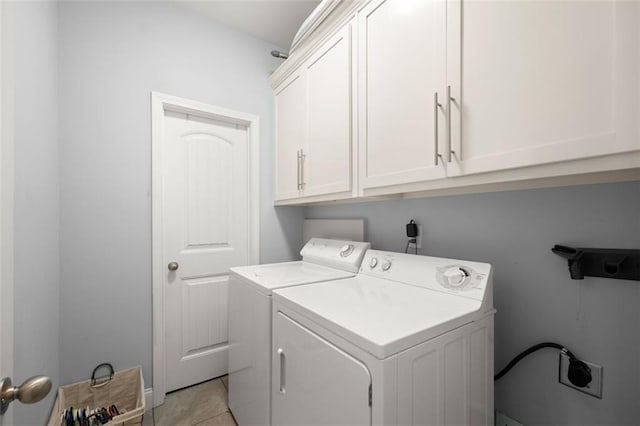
[144,388,153,412]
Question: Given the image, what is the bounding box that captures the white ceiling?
[176,0,322,49]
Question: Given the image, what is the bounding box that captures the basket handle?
[90,363,114,388]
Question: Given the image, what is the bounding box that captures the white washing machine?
[271,249,495,426]
[228,238,371,426]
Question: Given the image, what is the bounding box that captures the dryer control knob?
[443,267,468,287]
[370,257,378,268]
[381,260,392,271]
[340,244,355,258]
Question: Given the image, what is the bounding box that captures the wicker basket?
[48,364,145,426]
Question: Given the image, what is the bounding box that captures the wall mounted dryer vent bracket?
[552,245,640,281]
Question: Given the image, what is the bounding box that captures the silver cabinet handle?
[168,261,179,271]
[434,92,443,166]
[447,85,455,162]
[277,348,286,394]
[299,149,306,190]
[296,150,301,190]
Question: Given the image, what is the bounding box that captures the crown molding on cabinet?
[269,0,368,89]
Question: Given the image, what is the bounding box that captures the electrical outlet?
[559,353,603,398]
[408,225,422,250]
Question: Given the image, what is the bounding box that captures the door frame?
[151,92,260,407]
[0,1,15,423]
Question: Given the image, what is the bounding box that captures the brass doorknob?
[168,261,179,271]
[0,375,52,414]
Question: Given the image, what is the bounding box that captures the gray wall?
[13,1,638,424]
[307,180,640,425]
[58,1,304,388]
[12,1,60,424]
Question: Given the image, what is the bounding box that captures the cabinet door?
[272,312,371,426]
[447,1,640,176]
[274,72,305,201]
[359,0,447,191]
[304,24,353,197]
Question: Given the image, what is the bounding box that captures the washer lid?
[230,261,354,295]
[273,275,485,359]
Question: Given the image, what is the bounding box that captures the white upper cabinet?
[271,0,639,204]
[304,24,353,198]
[446,0,640,176]
[358,0,447,190]
[274,71,306,201]
[273,23,354,203]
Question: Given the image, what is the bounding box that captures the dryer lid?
[230,261,354,295]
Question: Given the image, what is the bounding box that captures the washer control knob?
[369,257,378,268]
[381,260,392,271]
[340,244,355,258]
[443,267,468,287]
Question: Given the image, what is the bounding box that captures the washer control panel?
[301,238,371,273]
[340,244,355,258]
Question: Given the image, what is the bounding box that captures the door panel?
[359,0,446,190]
[181,276,228,356]
[272,312,371,426]
[274,73,305,201]
[305,24,352,197]
[163,111,248,392]
[448,1,635,176]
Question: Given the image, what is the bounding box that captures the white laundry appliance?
[228,238,371,426]
[271,249,495,426]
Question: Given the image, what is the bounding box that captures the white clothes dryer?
[271,249,495,426]
[228,238,371,426]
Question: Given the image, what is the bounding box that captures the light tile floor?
[144,376,236,426]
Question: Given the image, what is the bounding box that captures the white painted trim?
[151,92,260,407]
[0,3,15,423]
[289,0,341,53]
[144,388,153,413]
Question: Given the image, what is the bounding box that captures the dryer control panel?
[301,238,371,273]
[361,250,492,303]
[436,265,478,291]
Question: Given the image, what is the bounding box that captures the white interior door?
[0,0,13,423]
[162,110,249,392]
